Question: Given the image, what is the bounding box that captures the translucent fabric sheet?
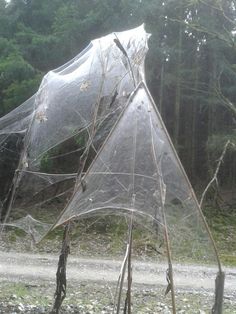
[0,25,150,239]
[55,82,217,265]
[1,215,51,243]
[0,25,222,312]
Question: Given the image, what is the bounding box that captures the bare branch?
[167,17,234,49]
[215,72,236,118]
[200,140,231,208]
[196,0,236,27]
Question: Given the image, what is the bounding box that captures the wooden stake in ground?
[50,223,71,314]
[115,242,129,314]
[199,141,231,314]
[123,216,133,314]
[212,271,225,314]
[115,215,134,314]
[161,210,177,314]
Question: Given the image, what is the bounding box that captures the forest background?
[0,0,236,214]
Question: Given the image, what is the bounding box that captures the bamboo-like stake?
[47,52,109,314]
[0,96,36,226]
[143,81,223,271]
[126,216,133,314]
[161,210,177,314]
[147,86,176,314]
[143,80,224,313]
[50,222,71,314]
[199,140,231,314]
[212,271,225,314]
[113,34,136,88]
[115,242,129,314]
[115,215,134,314]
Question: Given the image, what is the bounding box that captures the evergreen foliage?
[0,0,235,195]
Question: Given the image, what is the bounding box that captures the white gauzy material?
[0,25,223,313]
[54,82,217,263]
[0,24,217,265]
[1,214,51,242]
[0,25,150,239]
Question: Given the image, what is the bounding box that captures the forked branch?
[200,140,232,208]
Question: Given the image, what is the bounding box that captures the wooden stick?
[212,271,225,314]
[113,34,136,88]
[50,222,71,314]
[126,216,133,314]
[143,82,223,273]
[200,140,231,208]
[115,215,134,314]
[199,139,229,313]
[162,210,177,314]
[115,242,129,314]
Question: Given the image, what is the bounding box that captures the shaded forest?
[0,0,236,207]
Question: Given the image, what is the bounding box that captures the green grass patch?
[2,209,236,266]
[0,282,50,306]
[204,207,236,266]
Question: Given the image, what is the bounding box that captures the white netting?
[0,214,51,242]
[54,82,217,264]
[0,25,150,234]
[0,24,222,312]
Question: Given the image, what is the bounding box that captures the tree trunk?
[174,3,183,151]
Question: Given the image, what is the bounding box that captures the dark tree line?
[0,0,236,205]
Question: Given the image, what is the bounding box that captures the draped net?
[0,24,221,312]
[0,24,218,265]
[0,25,149,241]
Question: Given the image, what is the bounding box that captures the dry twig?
[200,140,231,208]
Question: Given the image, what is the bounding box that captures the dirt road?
[0,251,235,295]
[0,251,236,313]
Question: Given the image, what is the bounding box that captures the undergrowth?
[2,209,236,266]
[204,206,236,266]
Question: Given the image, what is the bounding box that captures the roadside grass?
[204,207,236,267]
[1,212,236,313]
[4,282,29,299]
[0,282,51,307]
[2,208,236,266]
[41,212,236,266]
[0,281,235,313]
